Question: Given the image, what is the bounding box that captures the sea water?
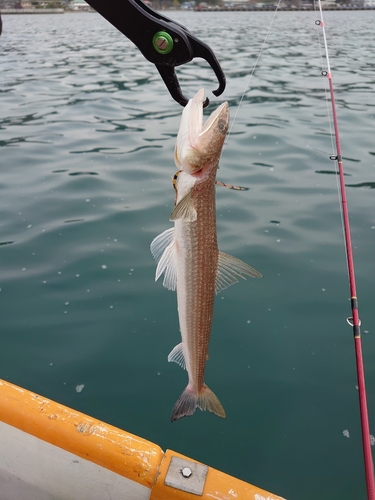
[1,10,375,499]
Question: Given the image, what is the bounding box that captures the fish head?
[174,88,229,175]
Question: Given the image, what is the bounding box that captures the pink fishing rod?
[316,4,375,499]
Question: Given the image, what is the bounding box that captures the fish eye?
[217,119,228,134]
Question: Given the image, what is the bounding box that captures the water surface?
[1,10,375,499]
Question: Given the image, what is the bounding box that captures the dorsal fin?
[150,227,174,262]
[168,343,186,370]
[150,227,177,291]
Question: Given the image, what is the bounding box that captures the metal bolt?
[156,37,168,51]
[152,31,173,55]
[181,467,192,478]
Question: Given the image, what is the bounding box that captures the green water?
[1,10,375,499]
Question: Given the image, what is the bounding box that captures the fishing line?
[224,0,282,146]
[313,8,347,266]
[314,13,336,160]
[315,4,375,499]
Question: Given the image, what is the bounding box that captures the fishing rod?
[227,3,373,494]
[315,3,375,498]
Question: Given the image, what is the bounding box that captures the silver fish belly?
[151,89,263,421]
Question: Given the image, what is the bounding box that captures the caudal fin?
[171,384,226,422]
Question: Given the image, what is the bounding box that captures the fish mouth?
[174,88,229,175]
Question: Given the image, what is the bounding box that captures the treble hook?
[84,0,226,107]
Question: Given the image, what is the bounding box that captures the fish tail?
[171,384,226,422]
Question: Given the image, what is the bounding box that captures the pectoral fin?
[170,190,197,222]
[215,251,263,293]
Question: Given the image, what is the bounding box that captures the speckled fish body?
[151,89,262,421]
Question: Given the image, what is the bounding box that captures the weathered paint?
[150,449,286,500]
[0,379,286,500]
[0,379,163,488]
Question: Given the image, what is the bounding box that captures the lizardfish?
[151,89,262,422]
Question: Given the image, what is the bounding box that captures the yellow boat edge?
[0,379,286,500]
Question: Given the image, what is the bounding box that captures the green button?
[152,31,174,55]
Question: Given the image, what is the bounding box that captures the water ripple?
[1,11,375,500]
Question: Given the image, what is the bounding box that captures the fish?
[151,89,263,422]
